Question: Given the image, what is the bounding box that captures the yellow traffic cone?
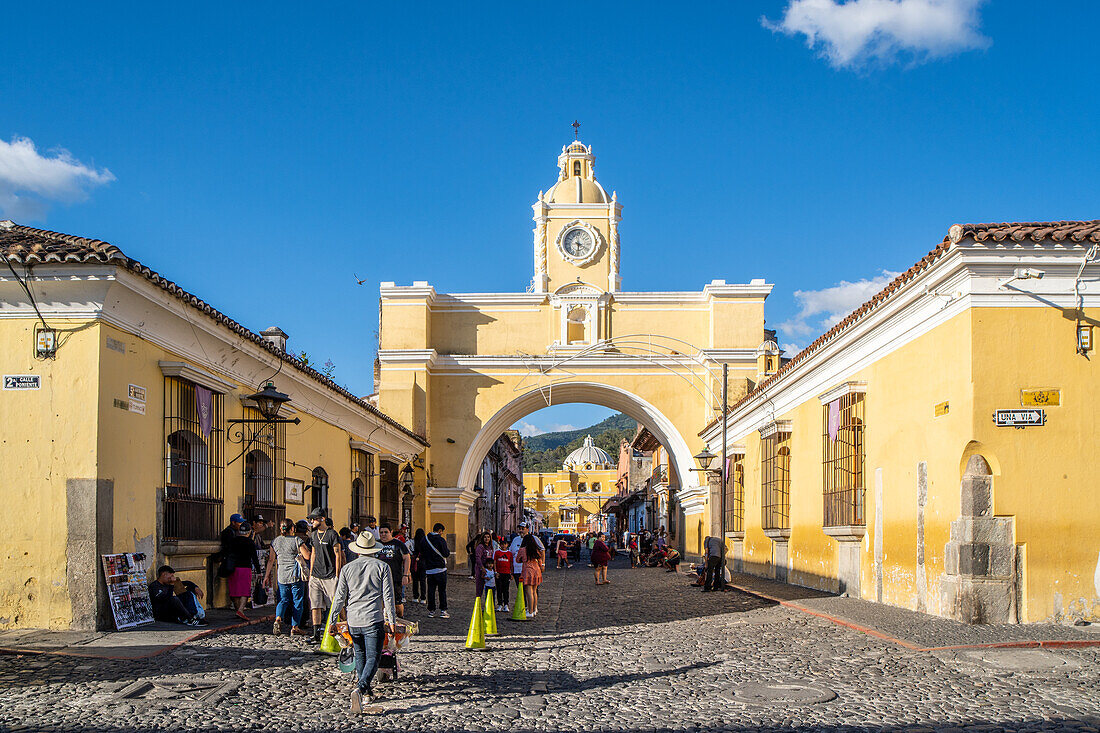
[465,595,486,650]
[319,604,341,655]
[484,589,498,635]
[510,582,528,621]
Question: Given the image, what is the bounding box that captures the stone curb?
[0,614,276,661]
[726,583,1100,653]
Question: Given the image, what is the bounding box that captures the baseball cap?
[518,522,528,528]
[230,513,245,523]
[251,514,265,523]
[307,508,326,519]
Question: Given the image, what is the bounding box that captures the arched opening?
[452,382,699,543]
[573,160,582,176]
[167,429,208,497]
[310,467,328,514]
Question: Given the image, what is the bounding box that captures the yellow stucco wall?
[729,304,1099,623]
[0,318,101,629]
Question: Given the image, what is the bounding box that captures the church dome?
[563,435,614,470]
[547,177,610,204]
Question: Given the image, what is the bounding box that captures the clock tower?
[531,139,622,294]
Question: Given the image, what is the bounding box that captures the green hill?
[522,412,637,473]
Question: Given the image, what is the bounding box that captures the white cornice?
[427,486,480,514]
[376,349,438,367]
[818,381,867,405]
[0,266,425,454]
[379,282,437,305]
[160,361,237,394]
[758,420,792,438]
[699,349,758,363]
[702,241,1100,446]
[677,485,709,516]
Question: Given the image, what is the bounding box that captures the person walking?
[585,533,596,567]
[307,508,345,643]
[702,535,725,592]
[410,528,427,605]
[518,530,544,618]
[330,532,396,713]
[264,518,309,636]
[554,535,570,569]
[417,522,450,618]
[226,521,261,620]
[591,532,612,585]
[376,523,411,618]
[492,538,514,612]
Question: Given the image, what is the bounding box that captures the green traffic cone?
[510,582,528,621]
[465,595,486,650]
[484,589,498,635]
[319,604,341,655]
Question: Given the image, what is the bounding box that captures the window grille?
[822,392,865,527]
[351,449,375,526]
[761,431,791,531]
[724,457,745,534]
[242,407,285,540]
[379,460,399,528]
[163,376,224,542]
[309,466,329,514]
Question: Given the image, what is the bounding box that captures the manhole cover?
[962,649,1080,671]
[723,681,837,706]
[113,678,239,706]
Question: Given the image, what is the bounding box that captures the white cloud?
[778,269,899,351]
[0,135,115,220]
[514,421,578,437]
[762,0,989,69]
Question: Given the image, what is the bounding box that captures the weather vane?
[572,120,580,140]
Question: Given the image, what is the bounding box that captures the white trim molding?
[427,486,480,515]
[159,361,236,394]
[758,420,792,439]
[677,485,709,516]
[818,381,868,405]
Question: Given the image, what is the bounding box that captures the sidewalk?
[0,607,274,660]
[726,571,1100,651]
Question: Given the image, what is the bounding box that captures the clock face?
[562,228,594,258]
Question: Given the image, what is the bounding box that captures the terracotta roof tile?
[701,219,1100,436]
[0,220,427,447]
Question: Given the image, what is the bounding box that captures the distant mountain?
[522,412,637,473]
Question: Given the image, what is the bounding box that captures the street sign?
[993,409,1045,427]
[3,375,40,390]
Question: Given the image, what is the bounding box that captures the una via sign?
[993,409,1045,428]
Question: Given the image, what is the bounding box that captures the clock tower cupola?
[531,135,622,294]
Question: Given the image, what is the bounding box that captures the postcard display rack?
[101,553,155,629]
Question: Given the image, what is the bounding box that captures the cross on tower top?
[572,120,580,140]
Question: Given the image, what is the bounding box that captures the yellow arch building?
[377,139,775,561]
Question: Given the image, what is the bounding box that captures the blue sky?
[2,1,1098,435]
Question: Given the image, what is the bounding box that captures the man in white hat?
[331,532,397,713]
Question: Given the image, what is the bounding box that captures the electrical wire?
[4,258,51,332]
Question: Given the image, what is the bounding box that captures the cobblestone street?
[1,560,1098,733]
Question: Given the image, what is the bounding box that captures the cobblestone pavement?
[1,559,1099,732]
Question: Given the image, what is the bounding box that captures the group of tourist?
[466,522,545,617]
[621,527,681,572]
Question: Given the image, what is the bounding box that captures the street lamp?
[692,447,716,472]
[248,382,292,421]
[399,463,415,495]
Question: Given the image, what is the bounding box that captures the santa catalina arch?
[376,139,776,559]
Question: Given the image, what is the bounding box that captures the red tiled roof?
[701,219,1100,436]
[0,220,428,447]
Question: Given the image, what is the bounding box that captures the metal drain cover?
[114,678,239,706]
[723,681,837,706]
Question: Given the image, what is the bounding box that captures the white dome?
[563,435,613,470]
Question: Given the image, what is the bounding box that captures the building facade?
[471,430,523,536]
[376,139,773,563]
[700,220,1100,624]
[523,436,618,533]
[0,222,427,630]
